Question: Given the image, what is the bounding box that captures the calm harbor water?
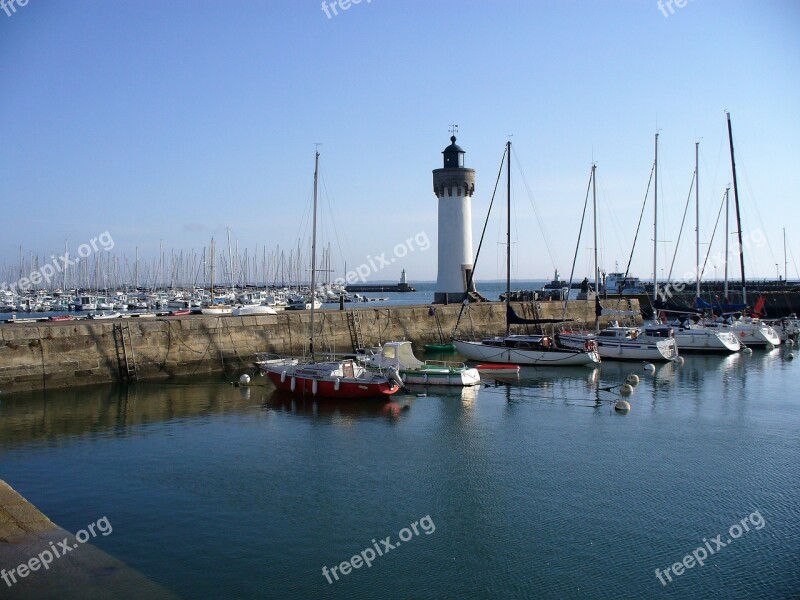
[1,348,799,599]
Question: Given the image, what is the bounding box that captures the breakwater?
[0,300,640,394]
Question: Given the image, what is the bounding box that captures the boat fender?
[312,379,318,396]
[290,376,296,392]
[280,370,287,383]
[334,377,341,391]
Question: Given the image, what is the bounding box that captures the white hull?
[673,329,741,353]
[232,305,278,316]
[559,333,676,362]
[400,367,481,387]
[453,338,599,366]
[730,326,781,347]
[200,306,233,315]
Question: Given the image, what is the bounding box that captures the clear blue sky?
[1,0,798,285]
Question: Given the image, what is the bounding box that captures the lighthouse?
[433,135,477,304]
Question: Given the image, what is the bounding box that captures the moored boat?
[366,341,480,386]
[256,150,402,400]
[259,357,402,399]
[452,141,600,368]
[559,323,678,362]
[475,364,520,376]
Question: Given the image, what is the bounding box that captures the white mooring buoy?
[620,383,633,396]
[643,362,656,372]
[626,374,640,386]
[743,347,753,355]
[239,374,251,386]
[675,356,685,365]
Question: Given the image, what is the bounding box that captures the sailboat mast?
[724,186,730,299]
[309,150,320,358]
[592,163,599,302]
[726,112,746,304]
[695,141,700,299]
[784,227,787,282]
[505,140,511,338]
[653,133,659,301]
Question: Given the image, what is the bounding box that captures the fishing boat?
[452,141,600,367]
[365,341,480,386]
[603,272,647,295]
[257,150,402,399]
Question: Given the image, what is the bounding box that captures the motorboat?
[365,341,480,386]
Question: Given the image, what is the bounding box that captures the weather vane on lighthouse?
[449,123,459,137]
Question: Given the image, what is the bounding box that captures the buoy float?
[786,352,794,361]
[239,374,250,386]
[620,383,633,395]
[626,373,640,386]
[743,347,753,355]
[615,400,631,412]
[643,362,656,372]
[787,339,794,347]
[675,356,685,365]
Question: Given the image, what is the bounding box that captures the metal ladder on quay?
[112,322,138,382]
[346,310,365,352]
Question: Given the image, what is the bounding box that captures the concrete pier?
[0,300,640,395]
[0,480,178,599]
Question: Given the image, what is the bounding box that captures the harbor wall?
[0,300,640,395]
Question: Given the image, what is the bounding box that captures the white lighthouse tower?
[433,135,477,304]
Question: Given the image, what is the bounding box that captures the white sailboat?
[650,133,741,354]
[453,141,600,367]
[556,164,678,362]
